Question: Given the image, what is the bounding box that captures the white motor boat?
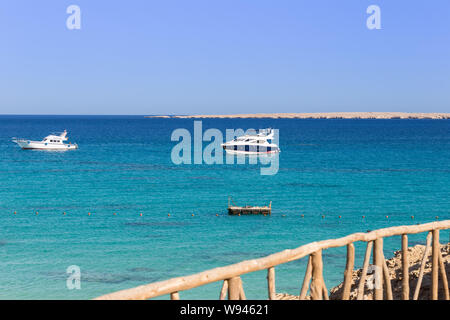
[12,130,78,150]
[221,128,280,155]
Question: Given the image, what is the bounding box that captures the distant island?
[145,112,450,119]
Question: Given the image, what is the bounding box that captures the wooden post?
[373,238,384,300]
[239,278,246,300]
[401,234,409,300]
[357,241,373,300]
[438,250,449,300]
[310,250,324,300]
[322,281,329,300]
[219,280,228,300]
[170,292,180,300]
[228,277,241,300]
[342,243,355,300]
[413,232,432,300]
[299,255,312,300]
[381,253,393,300]
[267,267,276,300]
[431,229,439,300]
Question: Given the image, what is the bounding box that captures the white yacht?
[221,128,280,155]
[12,130,78,150]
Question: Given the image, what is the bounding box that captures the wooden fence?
[95,220,450,300]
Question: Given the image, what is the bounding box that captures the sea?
[0,115,449,299]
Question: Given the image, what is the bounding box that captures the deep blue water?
[0,116,449,299]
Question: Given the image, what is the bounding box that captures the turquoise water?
[0,116,449,299]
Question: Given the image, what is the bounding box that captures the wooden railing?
[95,220,450,300]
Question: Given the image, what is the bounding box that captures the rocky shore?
[276,243,449,300]
[146,112,450,120]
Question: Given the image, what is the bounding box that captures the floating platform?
[228,206,271,215]
[227,197,271,215]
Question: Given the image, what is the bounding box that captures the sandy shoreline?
[146,112,450,119]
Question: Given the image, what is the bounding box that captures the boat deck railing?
[95,220,450,300]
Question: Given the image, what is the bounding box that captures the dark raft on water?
[227,197,272,215]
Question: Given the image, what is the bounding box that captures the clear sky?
[1,1,449,115]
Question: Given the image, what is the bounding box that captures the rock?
[276,243,449,300]
[329,244,449,300]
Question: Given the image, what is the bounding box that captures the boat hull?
[223,149,279,155]
[13,140,78,150]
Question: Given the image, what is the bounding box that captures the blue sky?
[0,1,449,115]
